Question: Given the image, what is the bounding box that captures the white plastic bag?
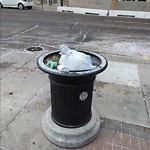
[58,44,94,71]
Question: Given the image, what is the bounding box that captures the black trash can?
[37,50,108,128]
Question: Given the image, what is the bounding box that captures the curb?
[57,6,150,19]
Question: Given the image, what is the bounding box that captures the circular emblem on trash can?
[79,92,88,101]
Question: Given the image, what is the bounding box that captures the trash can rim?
[37,50,108,77]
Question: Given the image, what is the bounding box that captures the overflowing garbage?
[46,61,58,69]
[45,44,95,72]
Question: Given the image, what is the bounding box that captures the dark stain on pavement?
[0,62,17,70]
[123,89,131,95]
[94,81,108,90]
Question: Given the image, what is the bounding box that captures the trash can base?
[42,106,101,148]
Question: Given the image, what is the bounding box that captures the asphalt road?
[1,8,150,63]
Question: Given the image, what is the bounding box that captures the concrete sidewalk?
[1,47,150,150]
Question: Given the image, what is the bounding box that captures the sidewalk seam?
[0,57,34,80]
[138,66,150,124]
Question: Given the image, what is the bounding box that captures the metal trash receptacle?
[37,50,108,148]
[50,73,95,128]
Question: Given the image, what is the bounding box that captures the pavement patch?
[96,61,141,88]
